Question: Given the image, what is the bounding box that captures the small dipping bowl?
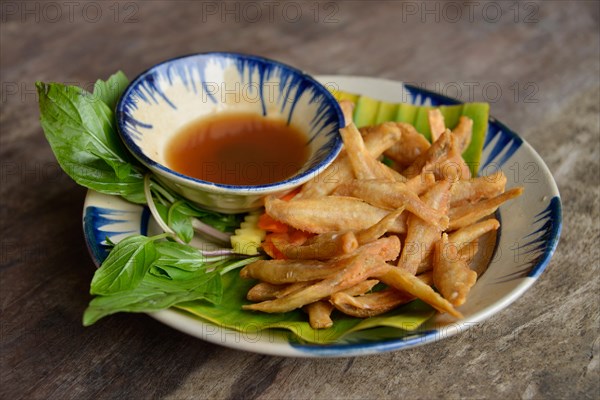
[116,52,344,213]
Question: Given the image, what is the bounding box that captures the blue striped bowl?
[116,53,344,213]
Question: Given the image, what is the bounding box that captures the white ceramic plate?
[83,75,562,357]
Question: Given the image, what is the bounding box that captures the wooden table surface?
[1,1,599,398]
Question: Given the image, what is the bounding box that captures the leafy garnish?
[83,240,260,326]
[168,201,196,243]
[90,234,165,295]
[37,73,254,326]
[37,79,146,203]
[83,267,223,326]
[153,241,213,271]
[93,71,130,111]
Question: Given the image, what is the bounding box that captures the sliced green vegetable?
[336,90,489,176]
[375,101,399,124]
[336,91,360,104]
[439,104,463,131]
[353,95,380,128]
[461,102,490,176]
[413,105,433,141]
[395,103,419,125]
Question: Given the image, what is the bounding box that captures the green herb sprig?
[37,72,259,325]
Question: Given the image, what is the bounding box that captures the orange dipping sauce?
[165,113,309,186]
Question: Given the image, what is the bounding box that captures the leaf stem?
[150,187,170,207]
[144,174,185,244]
[151,233,171,241]
[219,256,264,275]
[191,218,232,245]
[149,180,177,203]
[202,248,236,257]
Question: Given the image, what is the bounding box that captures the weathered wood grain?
[1,1,598,399]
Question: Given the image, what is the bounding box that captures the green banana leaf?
[177,271,435,345]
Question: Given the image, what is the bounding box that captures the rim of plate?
[82,75,562,358]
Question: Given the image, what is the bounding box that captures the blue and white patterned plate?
[83,75,561,357]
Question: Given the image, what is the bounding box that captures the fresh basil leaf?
[149,180,242,233]
[168,202,194,243]
[144,265,221,294]
[39,82,132,175]
[37,82,146,203]
[93,71,129,111]
[154,241,208,271]
[173,202,208,217]
[154,202,169,223]
[103,236,116,247]
[149,264,208,281]
[149,265,172,279]
[90,235,158,295]
[83,267,222,326]
[176,202,243,232]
